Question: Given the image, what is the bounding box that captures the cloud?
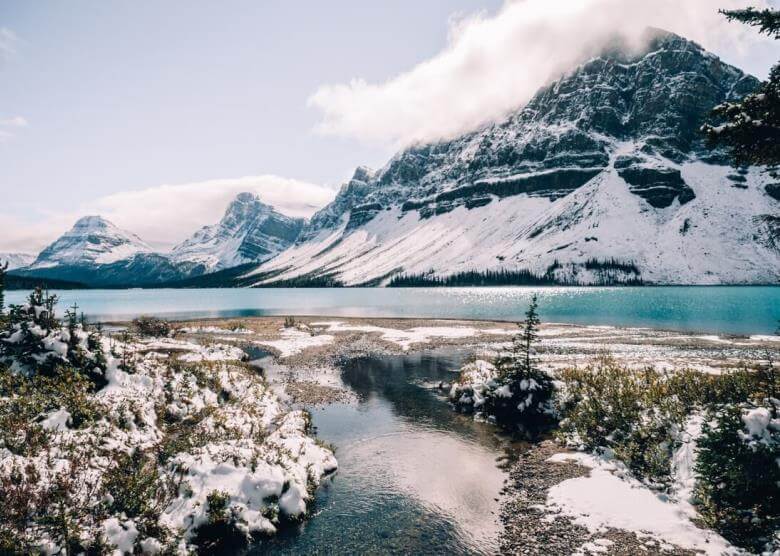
[0,115,28,142]
[309,0,776,147]
[0,116,27,127]
[0,175,336,253]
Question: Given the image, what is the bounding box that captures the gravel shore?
[499,441,699,555]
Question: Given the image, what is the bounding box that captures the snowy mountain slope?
[17,216,201,287]
[29,216,153,269]
[243,30,779,286]
[0,253,35,270]
[171,192,304,272]
[246,161,779,286]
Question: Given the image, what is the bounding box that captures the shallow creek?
[247,350,508,555]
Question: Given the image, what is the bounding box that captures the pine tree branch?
[719,8,780,39]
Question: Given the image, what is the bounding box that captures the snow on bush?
[449,296,556,435]
[0,291,337,554]
[448,359,497,413]
[694,399,780,553]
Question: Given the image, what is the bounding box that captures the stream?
[248,350,508,555]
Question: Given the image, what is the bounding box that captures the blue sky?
[0,1,499,226]
[0,0,776,252]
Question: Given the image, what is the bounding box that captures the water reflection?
[251,351,505,555]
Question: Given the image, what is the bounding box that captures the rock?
[618,167,696,208]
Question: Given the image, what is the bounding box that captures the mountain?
[241,29,780,286]
[15,216,201,287]
[14,194,305,288]
[0,253,35,270]
[171,192,304,273]
[29,216,153,269]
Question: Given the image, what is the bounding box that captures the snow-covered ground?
[254,327,336,358]
[310,321,513,350]
[0,316,337,553]
[546,451,737,555]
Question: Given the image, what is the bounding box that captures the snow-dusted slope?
[244,30,780,286]
[0,253,35,270]
[171,192,304,272]
[30,216,152,269]
[250,160,779,285]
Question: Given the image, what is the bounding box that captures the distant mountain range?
[5,29,780,288]
[7,193,303,288]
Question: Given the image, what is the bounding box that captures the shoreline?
[171,315,778,554]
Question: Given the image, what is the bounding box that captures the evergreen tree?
[485,295,555,435]
[0,261,6,318]
[519,294,540,371]
[695,404,780,552]
[702,8,780,168]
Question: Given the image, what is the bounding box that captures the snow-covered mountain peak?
[171,192,304,273]
[31,216,152,269]
[243,31,779,287]
[0,252,35,270]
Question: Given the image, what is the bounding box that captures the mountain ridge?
[14,193,306,287]
[9,29,779,288]
[240,29,779,286]
[171,192,304,273]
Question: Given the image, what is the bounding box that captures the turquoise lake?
[6,286,779,335]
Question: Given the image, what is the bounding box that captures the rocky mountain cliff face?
[245,29,780,286]
[171,192,304,273]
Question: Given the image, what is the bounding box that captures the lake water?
[249,350,507,555]
[5,286,780,335]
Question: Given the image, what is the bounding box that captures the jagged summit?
[171,192,304,272]
[245,31,778,286]
[31,215,152,269]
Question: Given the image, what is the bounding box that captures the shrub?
[193,490,247,555]
[132,316,172,337]
[694,401,780,552]
[0,289,107,387]
[103,450,173,520]
[0,366,99,455]
[283,316,296,328]
[557,358,689,484]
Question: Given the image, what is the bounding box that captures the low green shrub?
[557,360,765,486]
[557,358,689,484]
[132,316,172,337]
[193,490,247,555]
[0,366,99,456]
[694,401,780,553]
[103,450,172,520]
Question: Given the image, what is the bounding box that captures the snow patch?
[546,452,737,555]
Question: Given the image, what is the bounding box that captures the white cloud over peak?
[0,175,336,253]
[309,0,776,147]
